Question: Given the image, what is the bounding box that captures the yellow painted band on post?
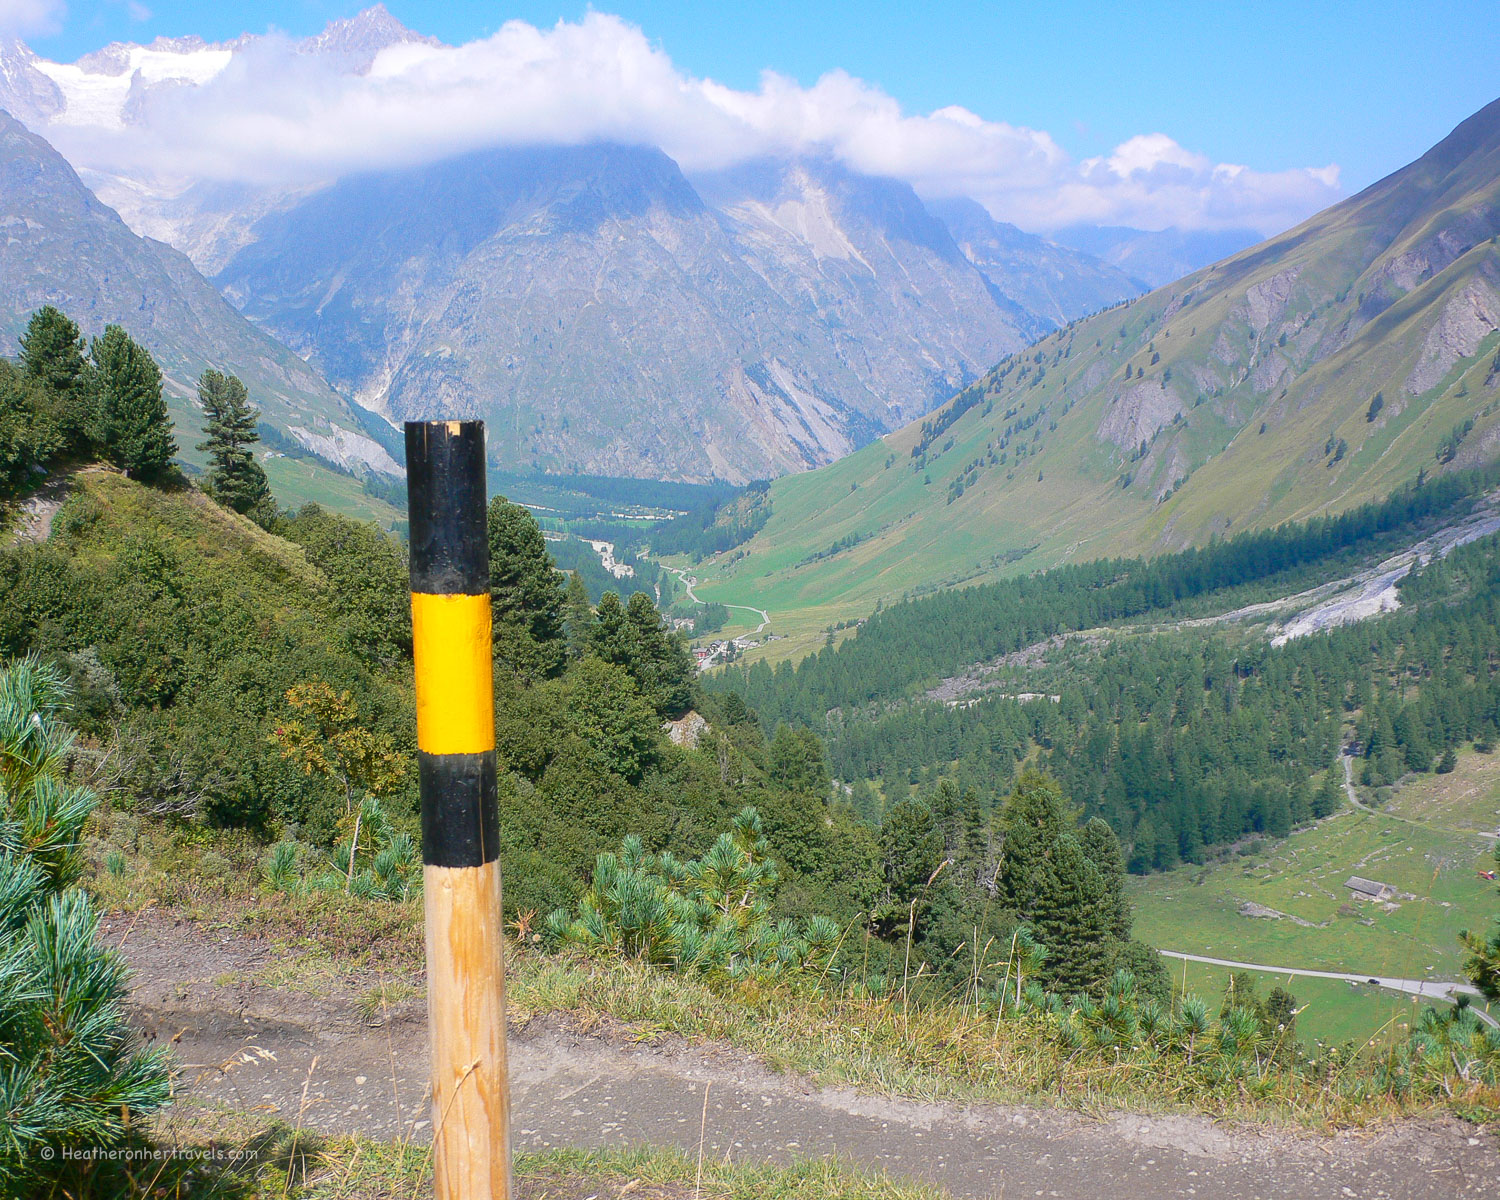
[412,592,495,755]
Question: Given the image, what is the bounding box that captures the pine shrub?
[0,656,171,1187]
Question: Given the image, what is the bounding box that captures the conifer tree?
[880,795,942,906]
[587,590,694,718]
[196,368,270,513]
[1030,833,1112,995]
[0,363,60,492]
[562,569,596,660]
[767,723,831,796]
[18,306,94,454]
[997,770,1143,996]
[591,591,633,664]
[1078,816,1130,942]
[996,770,1071,917]
[91,325,175,479]
[486,496,567,680]
[1311,765,1344,818]
[624,590,695,718]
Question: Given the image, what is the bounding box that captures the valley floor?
[1132,747,1500,1045]
[119,911,1498,1200]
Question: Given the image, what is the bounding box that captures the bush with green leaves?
[0,656,171,1185]
[1375,1002,1500,1099]
[547,807,842,981]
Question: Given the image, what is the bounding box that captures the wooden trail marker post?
[405,420,513,1199]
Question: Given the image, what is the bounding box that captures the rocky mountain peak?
[300,4,440,69]
[0,41,61,128]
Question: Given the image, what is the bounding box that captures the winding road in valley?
[666,563,770,634]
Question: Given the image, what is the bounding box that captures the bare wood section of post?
[425,858,512,1200]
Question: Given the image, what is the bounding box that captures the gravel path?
[110,913,1500,1199]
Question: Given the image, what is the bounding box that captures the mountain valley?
[688,97,1500,637]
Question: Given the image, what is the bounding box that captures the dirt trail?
[6,468,72,543]
[112,913,1500,1199]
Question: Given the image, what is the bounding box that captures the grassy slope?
[260,454,403,528]
[57,467,410,691]
[1131,748,1500,1044]
[691,99,1500,664]
[70,466,321,587]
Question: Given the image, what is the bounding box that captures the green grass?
[1132,747,1500,1044]
[64,468,320,588]
[261,456,403,529]
[290,1142,942,1200]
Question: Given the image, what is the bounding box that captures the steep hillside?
[216,145,1037,483]
[0,111,398,487]
[692,96,1500,632]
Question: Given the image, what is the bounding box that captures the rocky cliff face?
[214,147,1142,482]
[217,145,1053,481]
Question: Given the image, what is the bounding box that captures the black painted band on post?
[406,421,490,596]
[419,752,499,868]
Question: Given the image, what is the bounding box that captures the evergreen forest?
[717,468,1500,870]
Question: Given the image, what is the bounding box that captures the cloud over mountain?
[18,7,1340,235]
[0,0,64,36]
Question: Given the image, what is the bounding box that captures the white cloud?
[0,0,64,37]
[33,10,1341,234]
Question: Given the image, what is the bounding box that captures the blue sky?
[12,1,1499,234]
[28,0,1500,194]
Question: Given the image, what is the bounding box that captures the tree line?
[1,304,274,518]
[719,465,1500,733]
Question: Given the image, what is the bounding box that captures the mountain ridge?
[215,144,1109,483]
[688,95,1500,641]
[0,10,1157,483]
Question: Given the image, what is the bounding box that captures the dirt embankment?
[112,912,1500,1200]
